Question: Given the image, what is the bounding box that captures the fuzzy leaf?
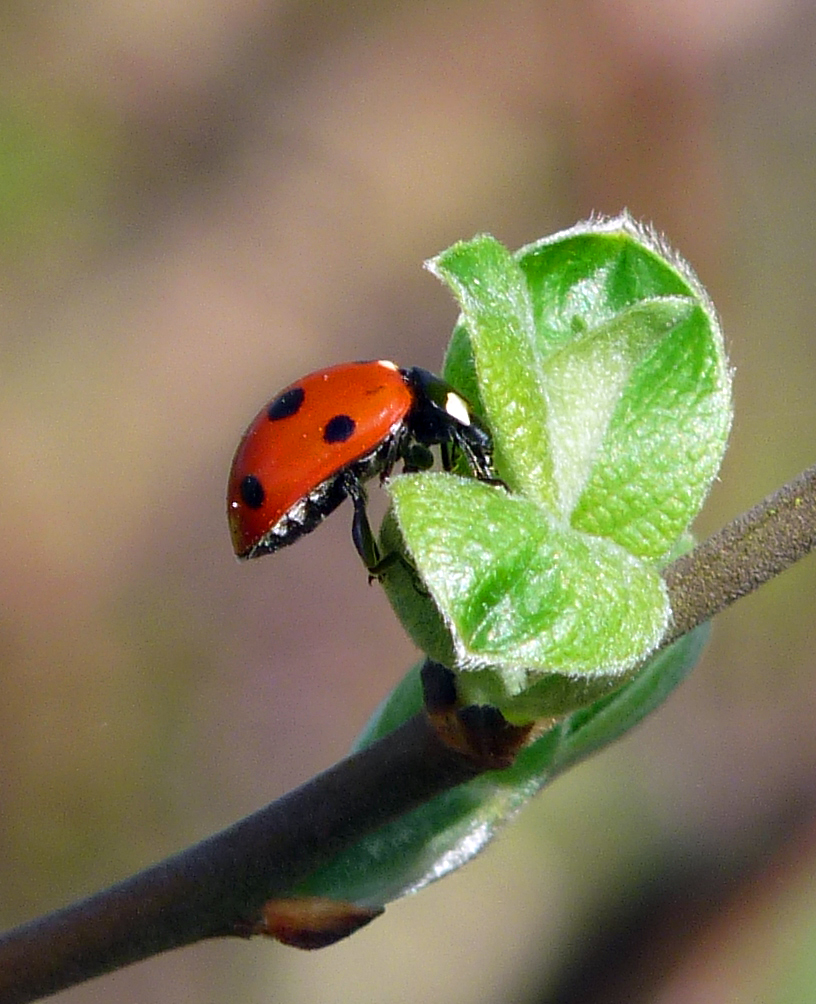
[379,215,732,718]
[383,474,669,719]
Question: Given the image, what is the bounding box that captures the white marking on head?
[444,391,471,426]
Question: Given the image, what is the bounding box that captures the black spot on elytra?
[267,386,305,421]
[324,414,356,443]
[240,474,265,509]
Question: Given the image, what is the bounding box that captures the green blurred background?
[1,2,815,1001]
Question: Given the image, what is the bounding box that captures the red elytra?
[226,359,496,566]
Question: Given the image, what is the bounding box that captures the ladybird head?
[401,367,495,481]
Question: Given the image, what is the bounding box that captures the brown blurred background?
[1,1,815,1001]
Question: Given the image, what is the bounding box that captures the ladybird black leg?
[344,473,422,590]
[400,442,434,474]
[452,431,509,490]
[346,475,381,572]
[364,549,402,578]
[365,549,431,595]
[344,467,428,591]
[454,433,493,481]
[420,659,534,769]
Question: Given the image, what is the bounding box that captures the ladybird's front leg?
[420,660,534,770]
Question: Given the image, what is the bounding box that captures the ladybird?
[227,360,497,568]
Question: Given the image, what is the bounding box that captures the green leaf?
[379,214,733,718]
[429,235,557,509]
[296,625,709,907]
[568,296,731,559]
[438,216,732,557]
[382,474,670,719]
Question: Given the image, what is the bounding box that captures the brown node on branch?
[236,897,384,950]
[421,659,536,769]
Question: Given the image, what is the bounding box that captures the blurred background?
[1,1,815,1001]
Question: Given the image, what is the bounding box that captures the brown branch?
[1,464,815,1002]
[663,463,816,646]
[0,714,484,1004]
